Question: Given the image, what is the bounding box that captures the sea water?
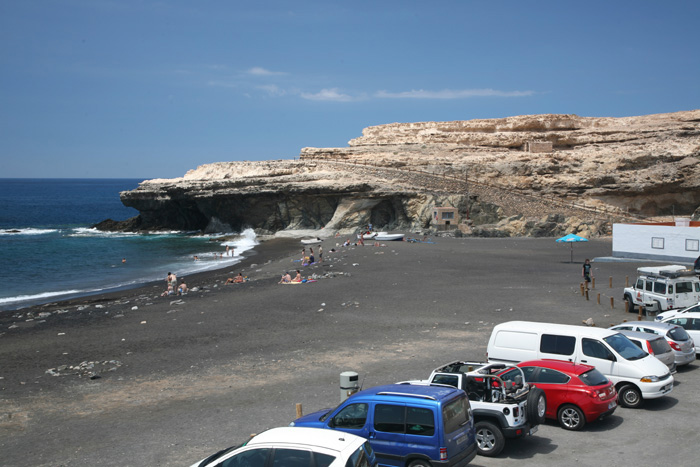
[0,179,258,311]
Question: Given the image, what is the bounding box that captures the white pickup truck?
[401,361,546,457]
[623,265,700,314]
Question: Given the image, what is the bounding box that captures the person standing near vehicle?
[582,259,592,288]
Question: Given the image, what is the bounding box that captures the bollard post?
[610,297,614,309]
[340,371,359,402]
[296,403,303,418]
[597,293,601,305]
[585,289,589,301]
[580,283,585,296]
[609,276,613,288]
[638,305,643,321]
[592,277,596,289]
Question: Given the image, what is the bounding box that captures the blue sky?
[1,1,698,179]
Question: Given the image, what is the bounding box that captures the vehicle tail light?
[440,447,447,461]
[645,341,655,355]
[669,341,681,351]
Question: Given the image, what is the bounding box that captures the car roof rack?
[376,391,437,400]
[637,265,695,279]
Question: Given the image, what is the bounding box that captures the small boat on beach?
[374,232,404,241]
[357,232,378,240]
[300,237,323,245]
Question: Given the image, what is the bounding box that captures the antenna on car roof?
[359,374,366,391]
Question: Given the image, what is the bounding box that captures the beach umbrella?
[555,233,589,263]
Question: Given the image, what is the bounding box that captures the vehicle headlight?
[640,376,660,383]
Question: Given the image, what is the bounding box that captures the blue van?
[290,384,477,467]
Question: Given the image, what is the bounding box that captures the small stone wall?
[525,141,553,153]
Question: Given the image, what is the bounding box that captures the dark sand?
[1,236,696,466]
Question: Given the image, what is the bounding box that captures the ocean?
[0,179,258,311]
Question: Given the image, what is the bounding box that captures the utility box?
[340,371,359,402]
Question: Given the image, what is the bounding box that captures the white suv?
[190,427,376,467]
[623,265,700,314]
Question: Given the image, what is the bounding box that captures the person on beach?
[279,272,292,283]
[226,273,245,284]
[178,279,188,295]
[358,236,364,247]
[161,284,174,296]
[194,255,199,261]
[225,245,230,257]
[122,258,126,263]
[309,247,315,264]
[292,270,302,283]
[582,259,592,288]
[319,246,323,262]
[169,272,177,291]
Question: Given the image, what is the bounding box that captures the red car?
[498,359,617,431]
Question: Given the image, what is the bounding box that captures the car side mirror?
[608,354,617,362]
[328,418,335,428]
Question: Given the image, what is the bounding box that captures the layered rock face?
[113,160,467,235]
[107,111,700,237]
[302,110,700,217]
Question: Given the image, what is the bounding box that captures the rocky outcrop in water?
[104,110,700,237]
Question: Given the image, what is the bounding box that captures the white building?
[613,220,700,263]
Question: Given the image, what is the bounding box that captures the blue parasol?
[556,233,589,263]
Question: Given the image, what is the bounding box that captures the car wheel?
[407,460,432,467]
[526,387,547,426]
[625,296,635,313]
[474,421,505,457]
[557,404,586,431]
[618,384,643,408]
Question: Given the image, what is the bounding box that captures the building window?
[651,237,664,249]
[687,239,700,252]
[441,212,454,220]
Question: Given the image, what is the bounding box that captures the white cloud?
[247,66,287,76]
[300,88,354,102]
[375,88,535,99]
[257,84,286,96]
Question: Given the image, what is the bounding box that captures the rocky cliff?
[102,110,700,237]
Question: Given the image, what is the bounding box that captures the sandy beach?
[1,236,698,466]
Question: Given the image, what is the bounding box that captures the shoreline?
[0,236,303,320]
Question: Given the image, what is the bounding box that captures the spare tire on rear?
[526,387,547,426]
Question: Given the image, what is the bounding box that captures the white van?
[486,321,674,408]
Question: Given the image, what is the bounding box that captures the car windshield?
[579,368,609,386]
[604,333,647,360]
[668,326,690,341]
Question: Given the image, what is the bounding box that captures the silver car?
[618,330,676,374]
[610,321,696,366]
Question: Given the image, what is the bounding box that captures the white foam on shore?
[0,289,85,306]
[70,227,140,238]
[0,227,58,236]
[184,229,259,273]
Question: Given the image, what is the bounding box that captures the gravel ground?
[0,236,697,466]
